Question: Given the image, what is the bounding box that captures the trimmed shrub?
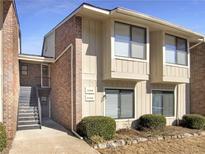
[138,114,166,130]
[182,114,205,129]
[0,123,7,152]
[77,116,116,140]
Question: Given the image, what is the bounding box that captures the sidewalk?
[9,120,99,154]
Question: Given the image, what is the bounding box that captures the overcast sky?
[16,0,205,55]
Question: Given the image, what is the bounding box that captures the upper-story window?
[114,22,146,60]
[165,34,188,66]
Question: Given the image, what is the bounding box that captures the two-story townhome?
[0,0,21,139]
[36,3,204,130]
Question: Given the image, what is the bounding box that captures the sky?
[15,0,205,55]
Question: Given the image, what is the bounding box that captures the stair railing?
[35,87,42,129]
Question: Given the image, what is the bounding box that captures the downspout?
[175,38,205,125]
[54,43,82,139]
[70,44,83,139]
[189,38,205,50]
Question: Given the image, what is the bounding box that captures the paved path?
[9,120,99,154]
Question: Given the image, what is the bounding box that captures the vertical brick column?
[3,1,20,139]
[190,43,205,116]
[73,16,82,129]
[51,16,82,130]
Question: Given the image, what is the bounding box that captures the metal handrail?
[35,86,42,129]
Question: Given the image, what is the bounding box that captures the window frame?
[114,21,147,60]
[151,90,175,118]
[20,64,28,76]
[165,34,188,66]
[104,88,135,120]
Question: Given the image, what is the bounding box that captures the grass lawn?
[98,135,205,154]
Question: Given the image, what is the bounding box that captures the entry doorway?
[41,64,50,88]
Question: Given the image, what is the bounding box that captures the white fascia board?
[44,4,110,39]
[113,8,205,39]
[18,54,55,63]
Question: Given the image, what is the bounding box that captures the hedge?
[0,123,7,152]
[182,114,205,129]
[77,116,116,140]
[138,114,166,130]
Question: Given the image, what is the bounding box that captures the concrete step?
[19,95,36,99]
[18,103,37,107]
[18,120,39,125]
[18,116,39,121]
[18,110,38,114]
[18,106,38,110]
[19,108,38,112]
[19,113,38,117]
[17,124,41,130]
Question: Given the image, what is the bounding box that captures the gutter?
[55,44,83,140]
[189,38,205,50]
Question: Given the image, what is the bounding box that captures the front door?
[41,64,50,88]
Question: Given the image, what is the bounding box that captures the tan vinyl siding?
[163,65,189,82]
[102,19,149,81]
[111,58,149,80]
[43,32,55,58]
[150,31,190,83]
[150,31,163,82]
[81,17,189,129]
[102,20,112,79]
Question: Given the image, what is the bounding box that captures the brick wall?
[190,43,205,116]
[20,62,41,87]
[50,15,82,130]
[3,1,20,139]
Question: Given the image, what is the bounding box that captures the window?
[165,34,187,65]
[152,90,174,117]
[114,22,146,59]
[105,89,134,119]
[20,64,28,75]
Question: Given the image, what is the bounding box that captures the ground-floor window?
[152,90,174,117]
[105,89,134,119]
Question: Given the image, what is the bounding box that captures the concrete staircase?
[18,86,41,130]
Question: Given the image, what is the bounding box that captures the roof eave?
[112,8,204,39]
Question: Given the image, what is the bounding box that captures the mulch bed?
[91,126,205,149]
[115,126,201,139]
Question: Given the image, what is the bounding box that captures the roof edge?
[113,7,205,38]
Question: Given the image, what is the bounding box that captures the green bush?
[0,123,7,152]
[182,114,205,129]
[77,116,116,140]
[138,114,166,130]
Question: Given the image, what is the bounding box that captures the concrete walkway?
[9,120,99,154]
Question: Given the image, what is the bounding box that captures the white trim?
[44,7,82,38]
[44,4,110,38]
[164,63,189,69]
[19,54,54,63]
[114,8,204,38]
[163,32,189,68]
[103,87,136,120]
[41,63,50,88]
[44,4,204,42]
[151,89,176,119]
[83,5,110,15]
[112,20,149,63]
[114,56,148,63]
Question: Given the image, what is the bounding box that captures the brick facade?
[20,62,41,87]
[3,1,20,139]
[50,16,82,130]
[190,43,205,116]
